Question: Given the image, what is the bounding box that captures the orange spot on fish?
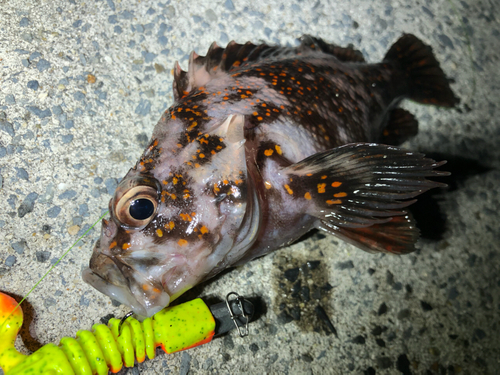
[326,199,342,205]
[122,243,131,250]
[334,192,347,198]
[284,184,293,195]
[317,183,326,193]
[178,239,188,247]
[173,177,178,185]
[264,181,272,189]
[321,175,327,180]
[331,181,342,187]
[304,192,312,200]
[166,221,175,230]
[156,229,163,237]
[264,149,274,156]
[275,145,282,155]
[109,241,117,249]
[200,226,208,234]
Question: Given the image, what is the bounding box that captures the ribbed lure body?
[0,292,215,375]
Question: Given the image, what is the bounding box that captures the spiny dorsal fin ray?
[172,35,368,101]
[299,35,366,62]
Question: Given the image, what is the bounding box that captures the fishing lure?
[0,291,254,375]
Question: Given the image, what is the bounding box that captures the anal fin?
[317,214,418,254]
[380,108,419,145]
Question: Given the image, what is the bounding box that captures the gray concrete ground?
[1,0,499,374]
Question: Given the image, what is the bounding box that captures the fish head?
[83,114,261,317]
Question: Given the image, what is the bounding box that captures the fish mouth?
[82,264,170,317]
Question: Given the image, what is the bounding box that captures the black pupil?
[129,198,155,221]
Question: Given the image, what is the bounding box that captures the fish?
[83,34,458,317]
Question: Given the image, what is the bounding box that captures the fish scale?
[83,34,458,317]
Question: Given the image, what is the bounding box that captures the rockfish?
[83,34,458,316]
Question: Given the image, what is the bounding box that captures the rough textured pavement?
[1,0,499,374]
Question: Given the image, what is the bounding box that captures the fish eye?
[115,186,158,228]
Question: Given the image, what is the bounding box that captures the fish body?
[83,34,457,316]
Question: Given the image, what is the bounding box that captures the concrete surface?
[1,0,499,374]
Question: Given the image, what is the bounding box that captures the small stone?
[19,17,30,27]
[180,352,191,375]
[68,225,80,235]
[371,325,383,336]
[396,354,411,374]
[154,63,165,73]
[16,168,29,180]
[473,328,486,341]
[397,309,411,320]
[376,356,393,369]
[21,32,33,42]
[73,19,82,27]
[80,291,90,306]
[224,0,235,11]
[114,25,123,34]
[420,301,433,311]
[5,255,16,267]
[18,192,39,218]
[52,105,63,116]
[223,335,234,349]
[143,52,157,63]
[73,91,85,101]
[59,189,77,199]
[135,99,151,116]
[65,120,74,129]
[5,94,15,104]
[438,34,454,49]
[0,121,14,137]
[106,0,115,11]
[378,302,388,315]
[158,35,168,46]
[36,59,51,72]
[11,240,28,254]
[352,335,366,344]
[104,178,118,195]
[376,338,386,347]
[61,134,74,144]
[336,260,354,270]
[249,343,259,353]
[27,80,39,90]
[289,306,301,320]
[277,311,293,324]
[47,206,61,218]
[284,267,299,282]
[301,354,313,363]
[448,287,459,300]
[87,74,96,83]
[35,251,51,262]
[27,106,52,119]
[121,10,134,19]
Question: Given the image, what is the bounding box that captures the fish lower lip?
[82,268,168,317]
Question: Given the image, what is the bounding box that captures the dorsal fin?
[299,35,366,62]
[172,35,367,101]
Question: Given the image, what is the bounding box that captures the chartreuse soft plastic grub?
[0,292,254,374]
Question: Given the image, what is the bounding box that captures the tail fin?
[385,34,459,107]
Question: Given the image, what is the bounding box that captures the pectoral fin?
[281,143,448,253]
